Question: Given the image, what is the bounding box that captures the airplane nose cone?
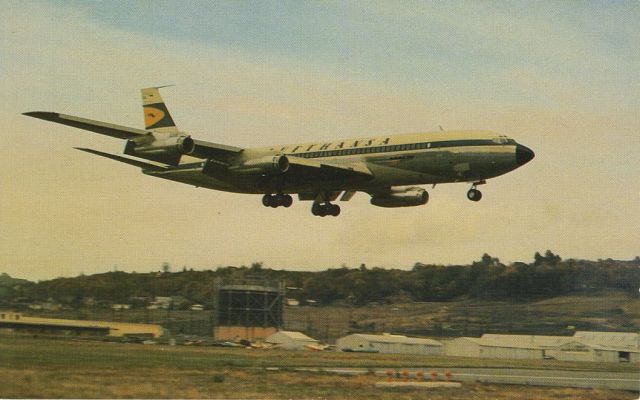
[516,144,535,166]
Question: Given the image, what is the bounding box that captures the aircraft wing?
[285,156,373,183]
[23,111,245,159]
[191,139,244,159]
[23,112,149,139]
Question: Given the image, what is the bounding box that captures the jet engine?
[125,135,195,165]
[370,187,429,208]
[132,135,195,156]
[230,155,290,174]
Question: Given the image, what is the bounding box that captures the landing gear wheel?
[467,189,482,202]
[281,194,293,208]
[311,203,323,216]
[263,194,293,208]
[262,194,273,207]
[311,203,341,217]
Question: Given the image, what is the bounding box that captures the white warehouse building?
[574,331,639,350]
[444,335,553,360]
[336,333,443,355]
[444,333,640,363]
[265,330,319,350]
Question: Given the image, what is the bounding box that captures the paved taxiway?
[293,367,639,391]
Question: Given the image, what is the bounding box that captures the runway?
[293,367,639,391]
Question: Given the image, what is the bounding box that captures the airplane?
[24,87,534,217]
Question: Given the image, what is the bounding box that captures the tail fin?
[141,86,179,133]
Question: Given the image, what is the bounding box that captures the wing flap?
[24,112,149,140]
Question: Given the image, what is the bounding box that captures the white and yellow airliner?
[24,87,534,217]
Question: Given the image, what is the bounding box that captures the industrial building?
[443,337,483,358]
[0,312,165,338]
[265,330,319,350]
[574,331,639,349]
[444,335,544,360]
[336,333,443,355]
[444,332,639,363]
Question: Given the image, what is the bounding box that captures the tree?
[250,262,263,271]
[480,253,499,267]
[534,250,561,266]
[544,250,562,265]
[161,262,171,274]
[534,252,544,266]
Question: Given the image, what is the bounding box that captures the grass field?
[1,336,637,399]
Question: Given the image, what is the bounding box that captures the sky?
[1,1,638,281]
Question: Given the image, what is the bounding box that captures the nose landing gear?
[262,194,293,208]
[467,180,486,202]
[311,202,341,217]
[467,188,482,201]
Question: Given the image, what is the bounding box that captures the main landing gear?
[467,180,485,202]
[311,202,341,217]
[262,194,293,208]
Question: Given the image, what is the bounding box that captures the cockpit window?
[492,136,515,145]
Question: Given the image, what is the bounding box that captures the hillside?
[2,252,639,307]
[1,252,638,338]
[284,290,640,340]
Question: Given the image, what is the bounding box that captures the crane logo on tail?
[144,106,166,128]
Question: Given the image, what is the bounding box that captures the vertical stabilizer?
[141,86,179,133]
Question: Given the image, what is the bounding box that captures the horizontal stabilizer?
[23,112,149,139]
[74,147,165,170]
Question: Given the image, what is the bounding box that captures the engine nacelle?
[132,135,195,157]
[370,187,429,208]
[231,155,289,174]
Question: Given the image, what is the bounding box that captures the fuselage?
[144,130,534,195]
